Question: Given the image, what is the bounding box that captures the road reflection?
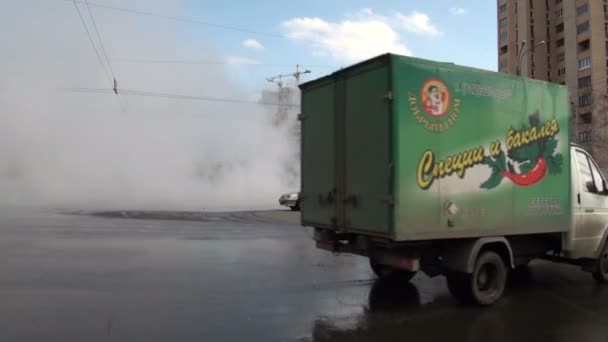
[310,264,608,342]
[366,273,422,312]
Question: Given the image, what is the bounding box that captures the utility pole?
[267,65,311,127]
[516,40,546,76]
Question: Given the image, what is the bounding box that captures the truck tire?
[446,251,507,306]
[593,242,608,284]
[369,257,416,281]
[446,272,473,303]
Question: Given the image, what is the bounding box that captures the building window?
[577,3,589,16]
[555,9,564,18]
[580,113,592,124]
[578,39,591,52]
[555,0,562,4]
[579,130,592,143]
[499,58,508,69]
[577,21,590,34]
[557,67,566,76]
[579,57,591,70]
[500,18,508,28]
[579,94,593,106]
[556,52,565,62]
[500,45,508,55]
[500,31,508,42]
[556,23,564,33]
[556,38,565,47]
[499,4,507,13]
[579,76,592,88]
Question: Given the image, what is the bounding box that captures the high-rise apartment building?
[498,0,608,171]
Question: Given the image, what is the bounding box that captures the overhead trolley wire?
[71,0,113,84]
[67,87,300,108]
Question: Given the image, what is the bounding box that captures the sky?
[81,0,499,91]
[183,0,499,87]
[0,0,498,210]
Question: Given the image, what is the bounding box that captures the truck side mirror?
[586,181,598,193]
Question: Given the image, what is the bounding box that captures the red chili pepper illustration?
[502,158,547,186]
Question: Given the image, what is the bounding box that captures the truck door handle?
[318,190,335,205]
[585,209,595,213]
[343,194,357,207]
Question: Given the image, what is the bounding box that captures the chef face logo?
[408,77,461,133]
[421,78,451,118]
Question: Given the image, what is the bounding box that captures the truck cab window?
[577,151,595,193]
[589,157,607,193]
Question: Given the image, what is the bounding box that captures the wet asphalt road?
[2,209,608,341]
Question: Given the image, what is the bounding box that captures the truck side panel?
[392,55,571,241]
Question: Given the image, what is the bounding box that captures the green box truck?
[299,53,608,305]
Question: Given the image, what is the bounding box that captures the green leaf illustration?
[507,161,515,174]
[495,151,506,172]
[481,153,506,190]
[480,168,504,190]
[519,161,534,174]
[508,143,539,163]
[547,153,563,175]
[541,137,557,159]
[482,156,496,168]
[529,111,540,128]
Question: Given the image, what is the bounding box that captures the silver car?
[279,191,301,211]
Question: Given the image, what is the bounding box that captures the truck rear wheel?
[446,251,507,306]
[369,257,416,281]
[593,242,608,284]
[446,272,472,302]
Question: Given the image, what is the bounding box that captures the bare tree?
[574,91,608,174]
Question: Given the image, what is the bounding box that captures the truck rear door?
[342,63,393,235]
[300,80,336,228]
[300,55,394,237]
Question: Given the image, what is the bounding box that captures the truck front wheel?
[446,251,507,306]
[369,257,416,281]
[593,242,608,284]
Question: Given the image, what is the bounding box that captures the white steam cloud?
[0,0,298,211]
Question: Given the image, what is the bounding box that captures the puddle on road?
[305,265,608,342]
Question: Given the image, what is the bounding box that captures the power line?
[116,59,339,69]
[71,0,112,84]
[71,0,127,111]
[83,0,116,80]
[62,0,391,64]
[68,88,300,108]
[65,0,289,40]
[63,0,358,52]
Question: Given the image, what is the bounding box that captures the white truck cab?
[566,144,608,267]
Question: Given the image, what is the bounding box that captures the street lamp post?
[516,40,546,76]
